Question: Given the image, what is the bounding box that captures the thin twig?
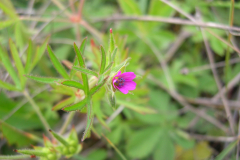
[181,58,240,74]
[190,133,239,142]
[213,72,240,102]
[106,105,125,124]
[59,112,75,135]
[143,71,229,134]
[92,15,240,33]
[201,28,235,134]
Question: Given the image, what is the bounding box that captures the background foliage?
[1,0,240,159]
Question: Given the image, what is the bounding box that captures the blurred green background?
[1,0,240,159]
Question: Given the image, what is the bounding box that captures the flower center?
[115,77,125,88]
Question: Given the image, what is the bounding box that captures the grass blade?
[215,140,238,160]
[24,39,33,74]
[63,98,87,112]
[73,66,98,77]
[47,45,69,79]
[24,75,61,84]
[100,46,106,74]
[0,45,21,89]
[61,80,84,90]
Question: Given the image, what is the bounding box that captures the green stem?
[59,112,75,135]
[23,90,50,133]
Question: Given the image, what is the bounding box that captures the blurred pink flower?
[112,71,136,94]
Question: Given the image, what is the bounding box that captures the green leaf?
[24,75,61,84]
[153,133,175,160]
[73,66,98,77]
[74,43,85,68]
[126,127,162,159]
[103,62,114,74]
[111,47,118,62]
[79,37,87,55]
[215,140,238,160]
[16,149,48,157]
[63,98,87,111]
[9,39,25,86]
[0,45,21,89]
[24,39,33,74]
[47,45,69,79]
[82,97,93,141]
[89,76,109,95]
[74,43,89,95]
[49,129,69,146]
[31,36,50,70]
[0,20,15,30]
[0,79,18,91]
[0,120,34,147]
[112,58,131,73]
[70,38,87,78]
[117,99,157,114]
[0,155,30,159]
[52,96,75,111]
[61,80,84,90]
[100,46,106,74]
[108,29,115,61]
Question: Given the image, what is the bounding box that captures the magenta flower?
[112,71,136,94]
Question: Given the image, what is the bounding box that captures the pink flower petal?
[117,81,136,94]
[119,72,136,81]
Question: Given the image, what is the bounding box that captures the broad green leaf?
[111,47,118,62]
[89,76,108,95]
[9,39,25,86]
[0,45,21,89]
[0,120,34,147]
[87,149,107,160]
[153,133,175,160]
[31,36,50,70]
[61,80,84,90]
[63,98,87,111]
[52,96,75,111]
[73,66,98,77]
[0,79,18,91]
[126,127,162,159]
[24,75,61,84]
[117,99,156,114]
[100,46,106,74]
[47,45,69,79]
[117,0,141,15]
[24,39,33,74]
[215,140,238,160]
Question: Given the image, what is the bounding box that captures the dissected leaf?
[0,44,21,89]
[24,75,61,84]
[47,45,69,79]
[90,76,109,95]
[0,79,18,91]
[100,46,106,74]
[61,80,84,90]
[63,98,87,112]
[73,66,98,77]
[52,96,75,111]
[24,39,33,74]
[9,39,25,86]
